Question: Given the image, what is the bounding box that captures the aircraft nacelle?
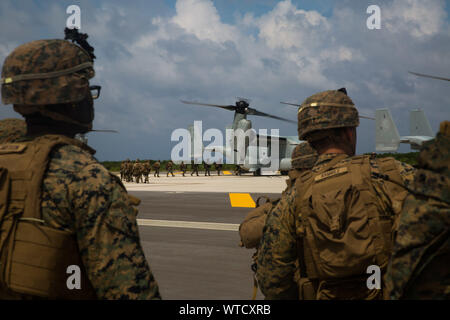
[236,119,252,132]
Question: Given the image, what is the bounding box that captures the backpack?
[0,135,96,299]
[294,154,406,299]
[239,196,280,249]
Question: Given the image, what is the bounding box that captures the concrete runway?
[127,174,287,300]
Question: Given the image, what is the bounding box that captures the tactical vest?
[0,134,97,299]
[294,154,406,300]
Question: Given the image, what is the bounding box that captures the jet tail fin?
[375,108,400,152]
[410,109,433,137]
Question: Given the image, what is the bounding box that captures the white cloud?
[256,0,330,49]
[1,0,449,160]
[171,0,239,43]
[384,0,447,39]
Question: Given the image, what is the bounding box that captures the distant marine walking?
[191,161,199,176]
[180,161,186,176]
[166,160,175,177]
[153,160,160,177]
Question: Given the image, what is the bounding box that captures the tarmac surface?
[125,173,287,300]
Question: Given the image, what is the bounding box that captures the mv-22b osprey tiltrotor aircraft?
[375,71,450,152]
[180,98,300,175]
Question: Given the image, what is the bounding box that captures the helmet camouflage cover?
[1,39,94,106]
[297,88,359,141]
[291,142,318,169]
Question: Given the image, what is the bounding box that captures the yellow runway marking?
[222,170,232,175]
[229,193,256,208]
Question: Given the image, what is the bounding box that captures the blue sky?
[1,0,449,161]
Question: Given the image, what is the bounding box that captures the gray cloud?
[1,0,449,160]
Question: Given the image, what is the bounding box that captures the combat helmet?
[291,142,318,170]
[297,88,359,141]
[1,39,95,127]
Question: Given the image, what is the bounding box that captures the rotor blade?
[409,71,450,82]
[280,101,301,107]
[247,107,297,124]
[180,100,236,111]
[89,129,119,133]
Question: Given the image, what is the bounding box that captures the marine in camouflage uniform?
[126,160,134,182]
[234,164,242,176]
[0,118,26,143]
[204,160,211,176]
[0,38,160,299]
[133,159,143,183]
[180,161,186,177]
[257,88,415,300]
[191,161,199,176]
[142,160,151,183]
[120,160,126,181]
[239,142,318,299]
[214,161,223,176]
[166,160,174,177]
[153,160,160,177]
[384,121,450,300]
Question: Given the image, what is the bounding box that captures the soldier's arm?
[394,160,416,187]
[256,186,299,300]
[70,162,161,300]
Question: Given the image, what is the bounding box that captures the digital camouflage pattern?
[291,142,318,169]
[0,118,26,143]
[297,89,359,141]
[39,143,160,299]
[1,40,94,105]
[385,121,450,300]
[257,153,415,299]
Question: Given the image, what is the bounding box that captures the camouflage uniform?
[0,39,160,299]
[191,162,199,176]
[204,161,211,176]
[166,160,174,177]
[120,160,126,181]
[385,121,450,300]
[180,161,186,176]
[153,161,160,177]
[0,118,26,143]
[133,160,143,183]
[126,160,133,182]
[257,89,415,300]
[142,161,151,183]
[239,142,318,299]
[214,162,223,176]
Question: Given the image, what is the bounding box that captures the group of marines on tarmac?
[120,159,225,182]
[0,34,447,300]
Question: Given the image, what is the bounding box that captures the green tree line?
[102,153,419,172]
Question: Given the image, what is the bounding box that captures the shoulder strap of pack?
[375,157,404,186]
[2,135,94,220]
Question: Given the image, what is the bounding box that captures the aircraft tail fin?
[188,124,203,161]
[375,108,400,152]
[410,109,433,137]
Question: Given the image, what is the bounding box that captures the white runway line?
[137,219,239,231]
